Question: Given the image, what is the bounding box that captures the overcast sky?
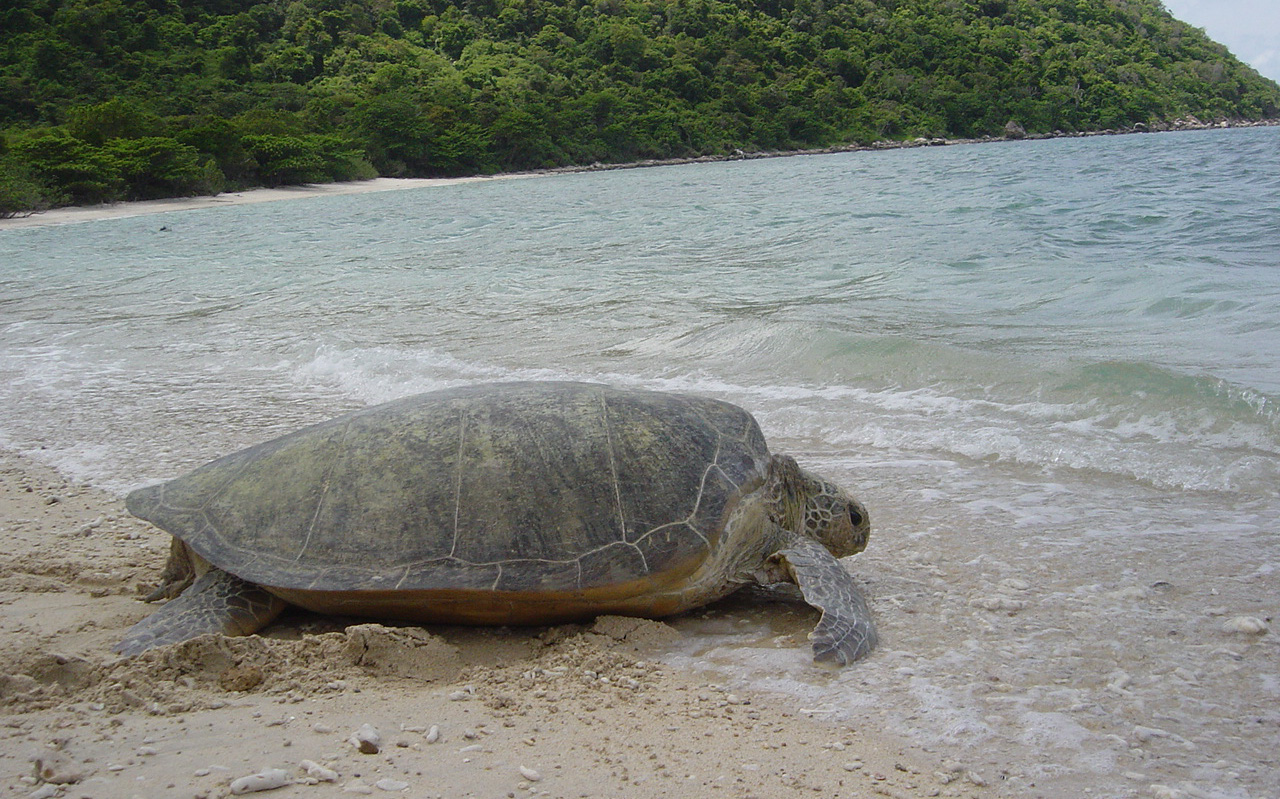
[1160,0,1280,83]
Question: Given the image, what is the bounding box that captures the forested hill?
[2,0,1279,213]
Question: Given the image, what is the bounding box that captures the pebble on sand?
[519,765,543,782]
[32,751,90,785]
[1221,616,1268,635]
[229,768,293,794]
[350,723,383,754]
[300,759,339,782]
[375,778,410,791]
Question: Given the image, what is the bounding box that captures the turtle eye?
[848,506,864,527]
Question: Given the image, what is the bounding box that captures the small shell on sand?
[229,768,293,794]
[350,724,382,754]
[424,725,441,744]
[1221,616,1269,635]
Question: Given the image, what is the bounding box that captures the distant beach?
[6,119,1276,232]
[0,176,503,230]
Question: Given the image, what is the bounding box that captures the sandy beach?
[0,448,970,799]
[0,177,507,230]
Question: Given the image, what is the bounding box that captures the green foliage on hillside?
[2,0,1278,213]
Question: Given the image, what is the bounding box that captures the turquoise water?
[2,127,1278,796]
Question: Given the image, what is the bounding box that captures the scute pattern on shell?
[126,383,771,595]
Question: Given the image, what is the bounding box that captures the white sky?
[1161,0,1280,83]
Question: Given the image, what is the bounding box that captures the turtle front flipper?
[115,569,287,656]
[769,537,877,665]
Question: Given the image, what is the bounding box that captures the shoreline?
[4,117,1275,231]
[0,176,503,230]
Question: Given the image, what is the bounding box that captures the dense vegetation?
[2,0,1278,213]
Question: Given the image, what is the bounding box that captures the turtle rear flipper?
[143,537,198,602]
[115,569,287,656]
[771,537,877,665]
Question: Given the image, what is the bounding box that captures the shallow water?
[2,127,1278,796]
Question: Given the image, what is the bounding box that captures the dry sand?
[0,449,973,799]
[0,178,503,230]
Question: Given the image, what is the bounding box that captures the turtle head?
[765,455,870,557]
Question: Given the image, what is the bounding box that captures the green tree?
[349,91,433,174]
[66,98,163,146]
[104,137,220,199]
[14,131,123,205]
[242,132,373,185]
[1,0,1276,208]
[175,117,254,185]
[0,153,55,217]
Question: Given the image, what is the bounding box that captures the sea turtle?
[116,382,877,664]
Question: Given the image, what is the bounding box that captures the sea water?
[2,127,1278,796]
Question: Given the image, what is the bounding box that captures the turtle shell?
[127,382,770,602]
